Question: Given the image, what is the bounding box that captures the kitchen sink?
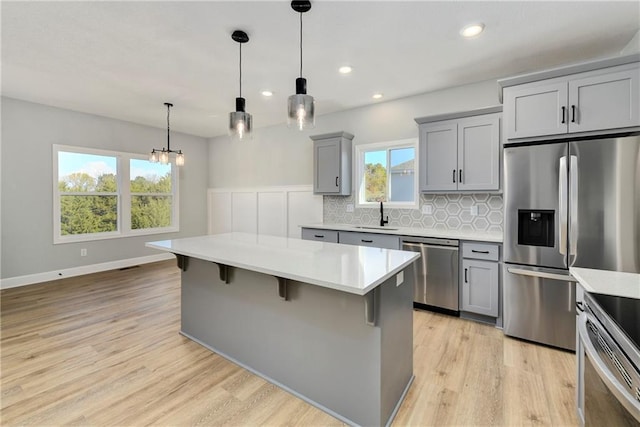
[353,226,399,231]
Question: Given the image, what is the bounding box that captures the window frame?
[53,145,179,244]
[354,138,419,209]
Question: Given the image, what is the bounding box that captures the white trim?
[0,253,174,290]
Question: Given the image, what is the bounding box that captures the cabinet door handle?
[459,169,462,183]
[452,169,456,183]
[561,106,566,124]
[314,234,324,238]
[464,268,468,283]
[361,239,373,243]
[335,176,339,187]
[571,105,576,123]
[471,249,490,254]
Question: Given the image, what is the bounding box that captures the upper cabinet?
[311,132,353,195]
[501,56,640,141]
[415,107,501,193]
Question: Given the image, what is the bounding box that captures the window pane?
[389,147,415,202]
[130,159,171,193]
[58,152,117,192]
[131,196,172,229]
[364,150,387,202]
[60,195,118,235]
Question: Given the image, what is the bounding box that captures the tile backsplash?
[324,193,503,233]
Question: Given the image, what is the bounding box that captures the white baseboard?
[0,253,175,290]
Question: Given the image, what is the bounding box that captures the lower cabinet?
[301,228,339,243]
[301,227,400,249]
[461,242,500,317]
[338,231,400,250]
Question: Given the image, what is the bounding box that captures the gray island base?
[179,256,414,427]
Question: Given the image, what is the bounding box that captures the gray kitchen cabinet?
[337,231,400,250]
[418,121,458,192]
[461,242,499,317]
[311,132,353,195]
[416,108,501,192]
[503,62,639,140]
[301,227,339,243]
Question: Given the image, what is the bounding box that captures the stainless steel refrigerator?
[503,134,640,351]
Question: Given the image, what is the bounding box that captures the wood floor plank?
[1,260,579,426]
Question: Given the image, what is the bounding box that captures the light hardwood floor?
[1,260,579,426]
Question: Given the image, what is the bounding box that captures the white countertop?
[570,267,640,300]
[301,223,503,243]
[147,233,420,296]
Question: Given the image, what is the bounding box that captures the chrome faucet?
[379,201,389,227]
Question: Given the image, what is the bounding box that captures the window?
[53,145,179,243]
[355,138,418,208]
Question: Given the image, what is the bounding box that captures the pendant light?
[287,0,315,130]
[149,102,184,166]
[229,30,252,140]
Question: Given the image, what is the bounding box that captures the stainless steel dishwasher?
[401,237,459,313]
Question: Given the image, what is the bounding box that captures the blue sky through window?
[364,147,414,167]
[58,152,117,179]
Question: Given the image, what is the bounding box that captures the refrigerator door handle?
[507,267,577,282]
[569,155,578,262]
[558,156,568,259]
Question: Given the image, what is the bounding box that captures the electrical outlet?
[470,206,478,216]
[80,248,87,257]
[422,205,432,215]
[346,204,354,213]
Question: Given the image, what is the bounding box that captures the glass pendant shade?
[287,77,314,130]
[149,150,158,163]
[159,150,169,165]
[229,97,252,140]
[287,93,315,130]
[175,151,185,166]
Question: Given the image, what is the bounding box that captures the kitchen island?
[147,233,419,427]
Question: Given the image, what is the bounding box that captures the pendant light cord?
[299,12,303,78]
[239,42,243,98]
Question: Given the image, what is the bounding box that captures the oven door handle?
[578,312,640,421]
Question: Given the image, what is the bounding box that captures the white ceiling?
[2,1,639,138]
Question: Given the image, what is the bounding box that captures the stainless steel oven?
[577,292,640,426]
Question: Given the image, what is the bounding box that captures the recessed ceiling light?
[372,93,383,100]
[460,23,485,38]
[261,90,273,97]
[338,66,352,74]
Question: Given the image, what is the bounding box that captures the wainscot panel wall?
[0,97,209,284]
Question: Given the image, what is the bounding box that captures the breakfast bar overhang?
[147,233,419,427]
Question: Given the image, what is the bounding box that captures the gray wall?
[208,79,499,188]
[1,97,209,279]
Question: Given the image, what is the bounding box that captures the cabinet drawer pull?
[452,169,456,183]
[561,106,566,124]
[464,268,468,283]
[314,234,324,238]
[361,239,373,243]
[335,176,339,187]
[471,249,490,254]
[571,105,576,123]
[459,169,462,183]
